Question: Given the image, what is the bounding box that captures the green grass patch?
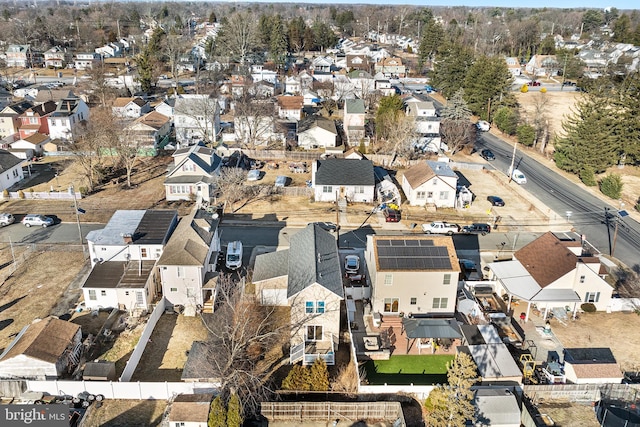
[363,355,454,385]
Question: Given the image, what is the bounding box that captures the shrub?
[516,124,536,146]
[635,197,640,212]
[17,190,25,199]
[579,167,597,186]
[520,84,529,93]
[358,140,367,154]
[581,303,597,313]
[2,189,8,198]
[600,174,623,199]
[540,87,547,93]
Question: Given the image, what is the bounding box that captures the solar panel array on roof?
[377,238,451,270]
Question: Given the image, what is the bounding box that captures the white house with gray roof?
[311,158,375,203]
[157,207,221,316]
[164,143,222,202]
[343,99,366,146]
[83,210,178,313]
[0,150,25,191]
[253,224,344,365]
[297,116,338,150]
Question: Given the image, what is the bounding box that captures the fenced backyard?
[362,354,454,386]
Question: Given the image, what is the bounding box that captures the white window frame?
[432,297,448,309]
[322,185,333,193]
[384,274,393,286]
[306,325,323,341]
[585,292,600,303]
[443,274,451,285]
[383,298,399,313]
[88,290,96,300]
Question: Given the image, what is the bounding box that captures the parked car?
[562,81,577,87]
[421,221,460,235]
[527,81,541,87]
[274,175,289,187]
[344,255,360,275]
[487,196,505,207]
[247,170,261,181]
[383,208,401,222]
[21,214,54,228]
[480,149,495,160]
[0,213,15,227]
[477,120,490,132]
[462,223,491,235]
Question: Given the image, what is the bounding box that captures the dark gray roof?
[402,318,462,339]
[297,115,337,135]
[158,208,219,266]
[86,210,177,246]
[82,260,156,289]
[164,175,215,185]
[563,347,617,363]
[314,159,374,186]
[2,100,34,115]
[0,150,23,172]
[168,144,221,178]
[375,238,453,271]
[252,250,290,282]
[288,223,343,298]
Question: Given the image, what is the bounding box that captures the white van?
[510,168,527,184]
[226,241,243,270]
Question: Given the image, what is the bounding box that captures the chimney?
[122,233,133,244]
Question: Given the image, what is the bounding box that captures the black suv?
[462,223,491,235]
[480,149,495,161]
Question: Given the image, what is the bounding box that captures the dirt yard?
[516,90,581,145]
[81,399,167,427]
[537,401,600,427]
[0,249,86,354]
[548,312,640,372]
[131,314,209,382]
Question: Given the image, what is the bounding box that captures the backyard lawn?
[363,355,454,385]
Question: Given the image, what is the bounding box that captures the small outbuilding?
[82,360,117,381]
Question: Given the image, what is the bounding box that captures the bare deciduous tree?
[440,119,477,154]
[530,92,551,153]
[233,97,277,150]
[215,12,256,65]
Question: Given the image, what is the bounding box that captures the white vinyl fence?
[119,298,166,382]
[24,380,218,400]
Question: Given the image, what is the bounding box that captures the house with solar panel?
[365,235,460,318]
[82,209,179,314]
[311,158,375,203]
[252,223,344,365]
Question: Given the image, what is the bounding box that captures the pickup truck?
[421,221,460,235]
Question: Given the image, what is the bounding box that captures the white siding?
[0,355,58,380]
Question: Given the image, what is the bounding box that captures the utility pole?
[508,139,517,183]
[70,185,85,256]
[604,207,613,255]
[560,53,568,90]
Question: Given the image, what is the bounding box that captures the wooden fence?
[260,401,405,425]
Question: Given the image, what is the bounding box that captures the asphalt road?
[0,222,104,245]
[476,133,640,269]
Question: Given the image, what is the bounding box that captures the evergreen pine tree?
[208,396,226,427]
[430,42,474,99]
[308,358,330,391]
[281,365,311,391]
[226,393,243,427]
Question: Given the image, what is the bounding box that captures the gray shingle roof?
[252,250,290,282]
[0,150,23,172]
[287,223,342,298]
[297,116,337,135]
[158,208,219,266]
[345,99,365,114]
[427,161,457,178]
[85,210,177,246]
[314,159,375,186]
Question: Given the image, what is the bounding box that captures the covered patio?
[401,318,462,355]
[488,260,582,322]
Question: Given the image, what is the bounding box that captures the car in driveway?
[21,214,54,228]
[344,255,360,275]
[462,223,491,235]
[480,149,495,161]
[383,208,401,222]
[487,196,505,207]
[477,120,490,132]
[0,213,15,227]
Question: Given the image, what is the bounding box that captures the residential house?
[47,97,89,141]
[505,56,522,76]
[164,143,222,202]
[562,348,623,384]
[487,232,614,321]
[348,70,375,98]
[5,44,37,68]
[251,80,277,98]
[374,78,395,96]
[233,103,280,147]
[401,161,458,208]
[174,95,221,146]
[229,74,249,97]
[276,95,304,121]
[311,158,375,203]
[83,210,178,312]
[406,101,441,138]
[112,97,151,119]
[18,100,56,139]
[154,98,175,120]
[343,99,366,146]
[375,57,406,78]
[0,100,35,139]
[0,317,82,380]
[157,207,221,316]
[10,133,50,159]
[297,116,338,150]
[95,42,123,58]
[525,55,559,76]
[251,65,278,85]
[346,54,371,72]
[43,46,70,68]
[74,52,100,70]
[302,90,321,107]
[578,49,609,71]
[366,235,460,317]
[0,150,24,191]
[253,223,344,365]
[33,89,75,105]
[284,76,301,94]
[123,111,171,151]
[311,56,333,73]
[167,394,214,427]
[0,87,12,110]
